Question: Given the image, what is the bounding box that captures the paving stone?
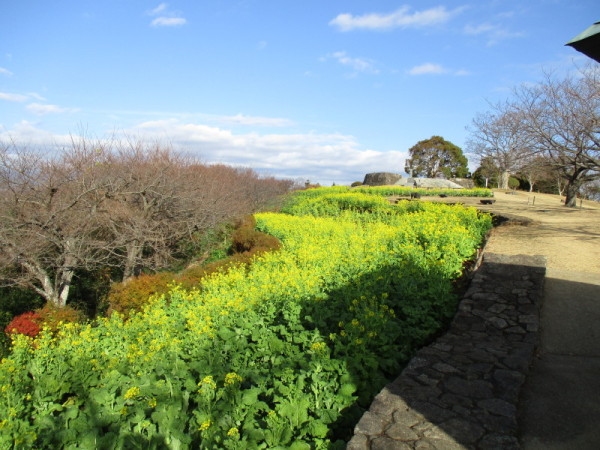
[477,433,519,449]
[477,398,516,417]
[346,434,369,450]
[354,411,386,436]
[371,436,412,450]
[416,438,468,450]
[478,412,517,433]
[445,377,494,399]
[369,397,397,417]
[374,388,409,410]
[385,423,419,441]
[416,373,440,387]
[440,418,486,444]
[392,409,422,427]
[505,325,527,334]
[432,362,460,374]
[409,400,455,423]
[440,392,474,409]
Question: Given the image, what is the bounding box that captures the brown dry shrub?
[36,303,85,333]
[105,215,281,318]
[106,272,175,317]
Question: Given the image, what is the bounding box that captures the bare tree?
[98,145,293,281]
[97,145,239,280]
[512,65,600,207]
[467,102,533,189]
[517,155,554,192]
[0,140,110,307]
[1,137,295,306]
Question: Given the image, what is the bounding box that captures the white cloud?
[151,17,186,27]
[0,121,73,147]
[464,23,495,35]
[125,119,406,184]
[26,92,47,101]
[408,63,448,75]
[147,3,186,27]
[0,119,407,185]
[216,113,294,127]
[464,23,524,45]
[148,3,168,16]
[325,51,379,74]
[26,103,79,115]
[330,6,460,32]
[408,63,469,76]
[0,92,28,102]
[0,67,13,76]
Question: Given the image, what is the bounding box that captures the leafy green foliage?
[0,188,492,447]
[405,135,469,178]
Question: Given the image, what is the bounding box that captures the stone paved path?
[347,253,546,449]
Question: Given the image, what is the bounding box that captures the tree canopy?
[404,136,469,179]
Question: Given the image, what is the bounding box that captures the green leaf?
[241,388,261,405]
[339,383,356,397]
[308,420,329,438]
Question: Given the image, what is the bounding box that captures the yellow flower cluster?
[227,427,239,437]
[224,372,243,385]
[124,387,140,400]
[198,376,217,391]
[198,420,211,431]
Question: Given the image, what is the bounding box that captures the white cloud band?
[330,6,458,32]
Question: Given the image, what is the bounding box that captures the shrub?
[4,311,41,338]
[36,303,85,333]
[105,215,282,317]
[106,272,176,317]
[508,176,520,190]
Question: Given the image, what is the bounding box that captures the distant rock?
[451,178,475,189]
[362,172,464,189]
[362,172,402,186]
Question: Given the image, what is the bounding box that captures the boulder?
[363,172,402,186]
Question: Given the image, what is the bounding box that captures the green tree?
[404,136,469,178]
[472,156,500,188]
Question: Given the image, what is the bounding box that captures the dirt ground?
[423,190,600,274]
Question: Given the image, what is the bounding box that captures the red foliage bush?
[4,311,41,337]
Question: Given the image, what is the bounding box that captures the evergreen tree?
[404,136,469,178]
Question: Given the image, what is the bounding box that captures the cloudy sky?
[0,1,596,184]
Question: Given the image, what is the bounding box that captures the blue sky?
[0,1,596,185]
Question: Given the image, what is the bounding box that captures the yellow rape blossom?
[198,420,211,431]
[310,342,327,352]
[124,387,140,400]
[224,372,243,385]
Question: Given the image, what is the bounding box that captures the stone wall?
[347,253,546,450]
[363,172,403,186]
